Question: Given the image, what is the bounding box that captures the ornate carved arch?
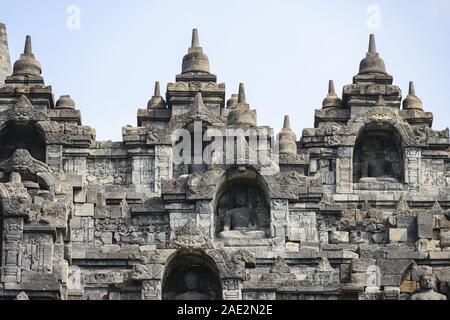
[349,107,423,147]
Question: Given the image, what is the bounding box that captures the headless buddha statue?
[359,139,398,183]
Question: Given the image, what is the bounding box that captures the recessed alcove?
[353,124,403,184]
[214,167,270,240]
[162,251,222,300]
[0,122,46,162]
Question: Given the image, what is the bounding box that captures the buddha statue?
[219,187,265,239]
[173,272,211,301]
[410,275,447,300]
[359,139,398,183]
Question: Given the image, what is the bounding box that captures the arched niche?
[162,251,222,300]
[353,123,404,183]
[213,167,270,239]
[0,122,46,163]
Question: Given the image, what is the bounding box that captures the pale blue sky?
[1,0,449,141]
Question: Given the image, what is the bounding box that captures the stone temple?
[0,23,449,301]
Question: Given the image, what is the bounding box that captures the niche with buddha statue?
[214,168,270,240]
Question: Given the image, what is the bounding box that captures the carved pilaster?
[1,217,24,283]
[222,279,242,300]
[131,153,155,193]
[155,145,173,195]
[404,148,421,192]
[336,147,353,194]
[46,145,63,172]
[270,199,288,244]
[142,280,162,300]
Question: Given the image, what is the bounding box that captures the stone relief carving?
[131,262,164,281]
[22,233,54,274]
[165,219,214,251]
[302,258,339,288]
[0,182,32,217]
[0,95,49,124]
[87,158,129,185]
[1,28,450,301]
[261,256,296,281]
[93,215,170,246]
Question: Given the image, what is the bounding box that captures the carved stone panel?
[22,233,54,274]
[142,280,162,300]
[1,217,24,283]
[421,159,445,187]
[288,211,318,242]
[46,145,63,171]
[404,148,421,191]
[87,158,130,186]
[131,156,155,192]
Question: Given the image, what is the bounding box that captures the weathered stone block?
[285,242,300,252]
[343,251,359,259]
[86,190,98,204]
[389,228,408,243]
[440,231,450,249]
[329,231,349,244]
[417,212,433,239]
[351,258,377,273]
[75,203,94,217]
[400,281,417,293]
[396,216,417,242]
[74,190,87,203]
[417,239,439,252]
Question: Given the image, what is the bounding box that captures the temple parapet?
[0,23,449,300]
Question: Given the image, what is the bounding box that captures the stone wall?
[0,26,449,300]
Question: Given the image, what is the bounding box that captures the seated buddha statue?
[219,188,265,239]
[358,140,398,183]
[173,272,211,301]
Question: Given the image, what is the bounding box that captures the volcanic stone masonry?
[0,24,449,300]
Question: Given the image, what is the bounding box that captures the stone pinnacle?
[409,81,416,96]
[322,80,342,108]
[147,81,166,109]
[358,34,387,75]
[24,35,32,55]
[403,81,423,110]
[328,80,336,95]
[180,28,210,75]
[368,34,377,53]
[12,35,42,77]
[191,29,200,48]
[238,83,246,104]
[154,81,161,97]
[283,115,291,130]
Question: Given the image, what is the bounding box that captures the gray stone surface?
[0,26,448,300]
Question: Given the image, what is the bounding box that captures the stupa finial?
[238,83,247,104]
[191,28,200,48]
[368,34,377,53]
